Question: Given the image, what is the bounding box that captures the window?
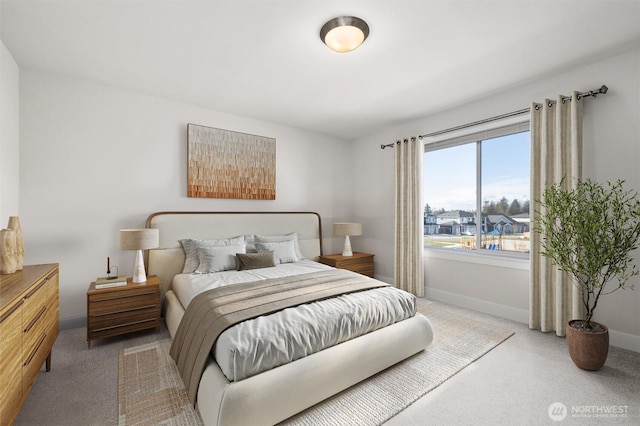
[423,121,530,256]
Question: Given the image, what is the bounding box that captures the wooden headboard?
[145,211,323,295]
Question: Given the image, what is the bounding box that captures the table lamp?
[333,222,362,257]
[119,228,159,283]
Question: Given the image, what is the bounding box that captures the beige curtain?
[529,92,583,336]
[394,137,424,297]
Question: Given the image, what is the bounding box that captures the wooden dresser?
[318,252,375,277]
[87,275,161,348]
[0,263,59,426]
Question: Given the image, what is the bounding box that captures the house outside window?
[423,121,530,256]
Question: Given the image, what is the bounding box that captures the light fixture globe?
[320,16,369,53]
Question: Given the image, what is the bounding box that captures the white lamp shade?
[333,223,362,256]
[333,222,363,237]
[119,228,159,283]
[119,228,159,250]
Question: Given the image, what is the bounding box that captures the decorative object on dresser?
[318,251,374,277]
[7,216,24,270]
[119,228,159,283]
[0,264,59,425]
[0,229,17,274]
[86,275,161,349]
[187,123,276,200]
[332,222,362,256]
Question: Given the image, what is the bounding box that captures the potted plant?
[537,178,640,370]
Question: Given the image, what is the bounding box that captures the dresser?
[318,252,375,277]
[0,264,59,426]
[87,275,161,348]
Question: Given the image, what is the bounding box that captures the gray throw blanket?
[170,268,389,404]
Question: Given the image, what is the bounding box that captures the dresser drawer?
[22,274,56,366]
[22,273,55,332]
[1,300,23,423]
[22,331,50,393]
[0,264,59,426]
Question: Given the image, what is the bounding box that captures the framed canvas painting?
[187,124,276,200]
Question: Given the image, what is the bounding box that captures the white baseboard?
[609,329,640,353]
[374,274,393,284]
[424,287,640,353]
[424,287,529,324]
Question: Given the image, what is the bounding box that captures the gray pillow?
[255,240,299,264]
[236,251,276,271]
[194,244,246,273]
[254,232,304,261]
[180,236,244,273]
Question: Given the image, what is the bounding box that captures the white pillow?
[180,236,244,273]
[254,232,304,260]
[255,240,299,264]
[195,244,246,273]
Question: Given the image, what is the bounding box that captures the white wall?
[352,49,640,351]
[0,40,20,223]
[19,70,353,326]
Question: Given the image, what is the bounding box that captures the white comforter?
[172,260,417,382]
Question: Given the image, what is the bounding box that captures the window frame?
[423,116,530,260]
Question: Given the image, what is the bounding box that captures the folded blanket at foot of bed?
[170,268,411,404]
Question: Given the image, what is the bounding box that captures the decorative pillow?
[255,240,299,264]
[236,251,276,271]
[254,232,304,261]
[180,236,244,273]
[194,244,246,274]
[243,234,258,253]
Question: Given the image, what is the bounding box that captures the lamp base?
[132,249,147,283]
[342,235,353,257]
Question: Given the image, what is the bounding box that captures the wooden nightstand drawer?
[89,306,160,331]
[87,276,161,348]
[318,252,375,277]
[88,291,160,315]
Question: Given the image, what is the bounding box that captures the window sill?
[423,248,529,271]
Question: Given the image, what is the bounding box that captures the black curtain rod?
[380,84,608,149]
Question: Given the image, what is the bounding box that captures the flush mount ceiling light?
[320,16,369,53]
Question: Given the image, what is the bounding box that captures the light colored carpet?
[118,300,514,425]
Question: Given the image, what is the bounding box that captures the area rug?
[118,301,514,425]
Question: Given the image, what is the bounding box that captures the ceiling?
[2,0,639,140]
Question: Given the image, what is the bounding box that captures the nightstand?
[86,275,161,348]
[318,252,374,277]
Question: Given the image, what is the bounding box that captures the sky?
[423,131,530,212]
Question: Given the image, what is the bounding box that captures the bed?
[146,211,433,426]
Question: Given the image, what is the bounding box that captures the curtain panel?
[529,92,583,336]
[394,137,424,297]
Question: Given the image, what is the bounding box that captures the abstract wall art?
[187,124,276,200]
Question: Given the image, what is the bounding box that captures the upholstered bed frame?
[146,211,433,426]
